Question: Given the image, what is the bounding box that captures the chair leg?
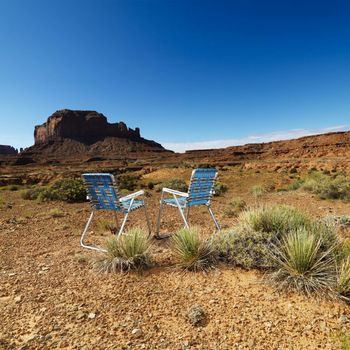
[155,198,164,238]
[186,206,190,221]
[80,211,107,252]
[173,195,189,229]
[117,211,129,237]
[208,205,221,232]
[143,200,152,236]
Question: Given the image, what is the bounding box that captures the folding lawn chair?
[155,168,221,238]
[80,173,151,252]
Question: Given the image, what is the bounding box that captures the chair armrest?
[162,187,189,197]
[120,190,145,202]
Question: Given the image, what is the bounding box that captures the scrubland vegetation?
[288,171,350,201]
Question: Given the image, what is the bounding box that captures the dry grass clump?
[217,205,340,297]
[238,205,312,237]
[223,198,246,218]
[155,179,188,193]
[216,206,314,269]
[171,228,216,271]
[21,178,86,203]
[214,228,274,269]
[289,171,350,201]
[251,185,267,201]
[93,228,151,272]
[269,229,337,296]
[337,256,350,300]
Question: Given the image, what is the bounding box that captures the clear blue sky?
[1,0,350,152]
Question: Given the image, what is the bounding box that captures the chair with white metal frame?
[155,168,221,239]
[80,173,151,252]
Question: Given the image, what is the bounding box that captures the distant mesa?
[20,109,170,163]
[0,145,18,155]
[34,109,144,145]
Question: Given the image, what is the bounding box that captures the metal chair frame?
[155,168,221,239]
[80,173,151,252]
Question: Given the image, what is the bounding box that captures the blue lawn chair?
[80,173,151,252]
[155,168,221,238]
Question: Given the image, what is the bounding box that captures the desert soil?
[1,169,350,350]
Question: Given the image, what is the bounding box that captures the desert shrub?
[251,185,266,200]
[21,178,86,203]
[50,178,86,202]
[223,198,247,218]
[217,206,337,271]
[171,228,216,271]
[214,182,228,196]
[155,179,188,193]
[93,228,151,272]
[337,256,350,300]
[269,229,337,296]
[238,205,312,237]
[21,186,46,200]
[118,175,140,191]
[147,181,154,190]
[214,228,274,269]
[301,172,350,201]
[325,215,350,230]
[287,179,304,191]
[9,185,19,191]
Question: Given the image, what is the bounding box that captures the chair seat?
[120,199,144,211]
[163,197,187,208]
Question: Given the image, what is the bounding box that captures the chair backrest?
[82,173,121,211]
[187,168,218,207]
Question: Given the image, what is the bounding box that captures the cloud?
[162,125,349,153]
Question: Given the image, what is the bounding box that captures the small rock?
[88,312,96,319]
[131,328,142,338]
[14,296,22,304]
[8,273,16,277]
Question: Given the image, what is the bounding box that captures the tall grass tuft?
[337,256,350,300]
[269,229,337,296]
[171,228,215,271]
[251,185,266,201]
[93,228,151,272]
[238,205,312,237]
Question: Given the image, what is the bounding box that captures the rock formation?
[34,109,146,145]
[20,109,170,163]
[0,145,18,155]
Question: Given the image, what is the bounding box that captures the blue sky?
[1,0,350,152]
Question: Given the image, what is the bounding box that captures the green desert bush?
[223,198,247,218]
[238,205,312,237]
[217,205,337,271]
[93,228,151,272]
[118,175,140,191]
[213,182,228,196]
[21,186,46,200]
[155,179,188,193]
[171,228,216,271]
[269,229,337,296]
[292,172,350,201]
[214,228,274,269]
[21,178,86,203]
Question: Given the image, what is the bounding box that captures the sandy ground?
[1,186,350,349]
